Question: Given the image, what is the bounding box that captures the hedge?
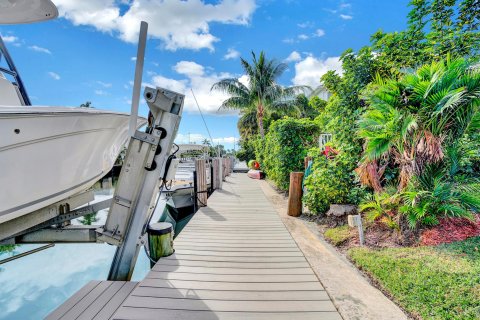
[256,117,319,190]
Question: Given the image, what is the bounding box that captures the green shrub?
[236,137,256,162]
[359,187,400,229]
[252,135,265,166]
[259,117,319,190]
[324,225,353,246]
[303,152,364,214]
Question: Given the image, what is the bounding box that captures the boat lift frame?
[0,22,185,281]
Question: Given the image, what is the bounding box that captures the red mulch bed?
[420,215,480,246]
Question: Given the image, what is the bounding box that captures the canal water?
[0,178,159,320]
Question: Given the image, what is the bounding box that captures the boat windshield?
[0,37,30,105]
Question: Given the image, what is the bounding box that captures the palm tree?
[212,51,307,138]
[80,101,92,108]
[358,58,480,190]
[237,108,258,138]
[202,138,211,146]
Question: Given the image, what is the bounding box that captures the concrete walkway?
[258,180,409,320]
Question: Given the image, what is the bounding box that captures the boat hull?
[0,107,143,223]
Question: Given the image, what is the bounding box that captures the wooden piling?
[213,158,218,190]
[216,158,223,189]
[195,159,207,207]
[222,158,227,181]
[287,172,304,217]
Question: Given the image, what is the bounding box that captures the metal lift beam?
[97,86,184,281]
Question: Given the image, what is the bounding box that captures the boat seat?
[0,74,23,106]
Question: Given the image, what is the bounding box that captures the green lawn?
[348,237,480,319]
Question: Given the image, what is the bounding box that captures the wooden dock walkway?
[47,173,341,320]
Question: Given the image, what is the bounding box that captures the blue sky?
[0,0,410,149]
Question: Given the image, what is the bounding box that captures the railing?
[0,36,31,105]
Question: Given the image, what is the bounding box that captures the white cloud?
[29,45,51,54]
[298,34,309,40]
[297,21,313,28]
[131,56,137,61]
[48,72,60,80]
[97,81,112,88]
[175,133,236,146]
[1,35,18,43]
[324,2,353,20]
[314,29,325,37]
[224,48,240,60]
[151,75,188,94]
[282,37,295,44]
[148,60,237,114]
[173,60,205,77]
[213,136,236,144]
[55,0,256,51]
[292,55,342,88]
[95,89,108,95]
[284,51,301,63]
[238,74,249,87]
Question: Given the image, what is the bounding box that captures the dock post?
[147,222,174,267]
[212,158,218,190]
[226,157,231,176]
[209,160,214,194]
[222,158,227,181]
[195,159,207,207]
[218,158,224,188]
[287,172,304,217]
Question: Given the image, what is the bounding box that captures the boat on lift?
[154,144,211,235]
[0,0,146,224]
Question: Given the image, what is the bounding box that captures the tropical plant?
[371,0,480,72]
[212,51,306,138]
[80,212,98,225]
[359,186,400,229]
[400,164,480,228]
[237,108,258,138]
[358,58,480,190]
[293,94,319,119]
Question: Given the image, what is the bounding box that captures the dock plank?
[47,174,342,320]
[46,281,101,320]
[131,287,330,300]
[92,282,138,320]
[113,308,343,320]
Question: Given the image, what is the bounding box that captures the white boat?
[0,0,146,224]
